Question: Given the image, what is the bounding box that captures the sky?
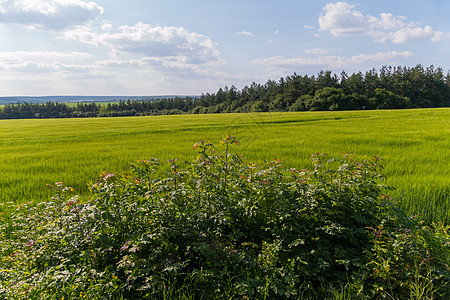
[0,0,449,96]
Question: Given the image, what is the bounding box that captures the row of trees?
[1,65,448,119]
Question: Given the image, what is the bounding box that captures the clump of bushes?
[1,136,448,299]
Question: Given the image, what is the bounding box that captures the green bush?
[1,136,448,299]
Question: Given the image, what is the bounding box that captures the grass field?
[0,108,448,223]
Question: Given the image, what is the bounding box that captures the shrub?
[0,136,448,299]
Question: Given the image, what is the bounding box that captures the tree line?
[1,65,448,119]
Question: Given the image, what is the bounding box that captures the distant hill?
[0,95,196,105]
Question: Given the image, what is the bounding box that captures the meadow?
[0,108,448,223]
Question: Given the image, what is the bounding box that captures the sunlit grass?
[0,108,448,223]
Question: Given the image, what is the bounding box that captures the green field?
[0,108,448,223]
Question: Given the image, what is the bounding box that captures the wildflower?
[66,199,78,206]
[102,173,115,180]
[23,240,35,247]
[121,241,130,252]
[129,245,139,253]
[375,230,382,239]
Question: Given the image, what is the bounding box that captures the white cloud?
[304,25,314,30]
[390,26,435,44]
[377,13,407,30]
[319,2,371,36]
[0,51,92,64]
[61,25,103,45]
[7,61,93,73]
[304,48,335,55]
[96,58,141,68]
[348,51,414,63]
[0,51,92,60]
[101,23,113,31]
[319,1,450,43]
[108,23,221,65]
[0,51,93,72]
[431,31,450,42]
[0,0,103,30]
[236,31,254,36]
[253,51,414,69]
[63,22,223,66]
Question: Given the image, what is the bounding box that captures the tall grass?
[0,108,448,223]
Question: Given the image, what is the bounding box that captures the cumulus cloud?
[63,22,223,66]
[236,31,254,36]
[390,26,435,44]
[431,31,450,42]
[319,2,372,36]
[0,51,92,60]
[348,51,414,63]
[101,23,113,31]
[0,51,93,72]
[253,51,414,69]
[0,0,103,30]
[304,48,335,55]
[319,1,450,43]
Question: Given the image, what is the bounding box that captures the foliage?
[0,65,448,119]
[1,137,448,299]
[0,109,448,225]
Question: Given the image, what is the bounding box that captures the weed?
[1,137,448,298]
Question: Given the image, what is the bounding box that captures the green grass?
[0,108,448,223]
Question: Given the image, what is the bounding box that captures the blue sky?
[0,0,449,96]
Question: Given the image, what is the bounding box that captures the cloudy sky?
[0,0,449,96]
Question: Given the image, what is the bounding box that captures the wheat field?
[0,108,448,223]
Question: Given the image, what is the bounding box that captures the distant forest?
[1,65,448,119]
